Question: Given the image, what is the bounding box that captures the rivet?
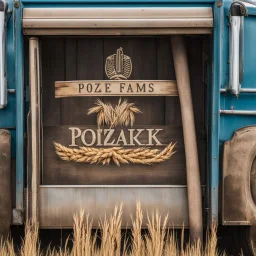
[216,1,222,7]
[14,1,20,9]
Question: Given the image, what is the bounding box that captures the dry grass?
[0,203,227,256]
[88,98,142,128]
[0,238,15,256]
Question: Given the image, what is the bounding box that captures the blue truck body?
[2,0,256,231]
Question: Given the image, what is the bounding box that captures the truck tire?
[0,129,11,237]
[222,126,256,255]
[223,126,256,224]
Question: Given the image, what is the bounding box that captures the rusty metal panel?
[0,129,11,233]
[39,186,189,228]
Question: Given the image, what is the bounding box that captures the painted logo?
[105,47,132,80]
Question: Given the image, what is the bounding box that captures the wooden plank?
[100,37,166,125]
[41,36,207,186]
[29,38,40,222]
[59,38,104,125]
[138,38,165,125]
[156,38,182,126]
[75,38,104,125]
[187,37,206,184]
[60,38,78,125]
[55,80,178,97]
[48,125,180,147]
[42,39,64,126]
[42,125,187,185]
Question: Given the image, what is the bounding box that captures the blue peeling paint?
[0,0,16,129]
[220,8,256,142]
[208,1,224,224]
[0,0,24,213]
[3,0,256,225]
[14,1,24,212]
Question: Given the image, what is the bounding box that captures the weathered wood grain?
[42,39,64,126]
[55,80,178,97]
[41,36,207,185]
[43,125,186,185]
[48,125,180,147]
[102,38,166,125]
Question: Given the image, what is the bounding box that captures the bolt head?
[216,1,222,7]
[14,1,19,8]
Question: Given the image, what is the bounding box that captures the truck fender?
[223,126,256,225]
[0,129,11,237]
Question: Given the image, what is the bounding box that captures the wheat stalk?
[87,98,142,128]
[0,204,228,256]
[54,142,176,166]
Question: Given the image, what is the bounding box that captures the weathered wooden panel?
[42,39,64,126]
[102,38,165,125]
[157,38,181,126]
[43,125,186,185]
[64,39,103,125]
[187,37,206,180]
[55,80,178,97]
[41,36,207,185]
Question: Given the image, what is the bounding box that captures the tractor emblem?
[105,47,132,80]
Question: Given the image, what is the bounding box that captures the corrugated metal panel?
[23,7,212,20]
[23,7,213,35]
[39,186,190,228]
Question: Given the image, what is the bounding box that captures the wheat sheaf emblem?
[54,99,176,166]
[105,47,132,80]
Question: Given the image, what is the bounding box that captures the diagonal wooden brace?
[171,36,203,242]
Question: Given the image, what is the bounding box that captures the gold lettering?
[69,127,81,146]
[116,130,128,145]
[81,129,96,146]
[147,129,163,146]
[97,129,103,146]
[104,129,116,146]
[129,129,145,146]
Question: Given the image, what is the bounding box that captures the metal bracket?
[220,88,256,93]
[12,208,23,224]
[220,109,256,115]
[7,88,15,94]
